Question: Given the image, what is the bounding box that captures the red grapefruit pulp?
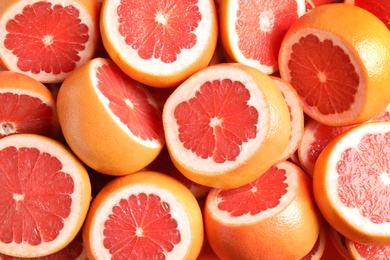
[0,0,99,83]
[0,134,91,258]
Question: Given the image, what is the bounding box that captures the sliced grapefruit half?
[204,161,321,259]
[100,0,218,88]
[82,171,204,259]
[162,63,291,189]
[279,3,390,126]
[0,71,59,139]
[0,0,100,83]
[313,121,390,245]
[0,134,91,258]
[219,0,306,75]
[57,57,165,176]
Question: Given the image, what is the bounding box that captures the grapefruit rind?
[0,0,98,83]
[0,134,91,258]
[100,0,218,88]
[314,122,390,244]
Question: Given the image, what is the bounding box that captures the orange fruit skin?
[204,163,321,260]
[313,122,390,245]
[56,58,164,176]
[0,0,101,83]
[100,0,218,88]
[279,3,390,126]
[82,171,204,260]
[163,63,291,189]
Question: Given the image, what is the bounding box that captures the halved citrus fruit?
[100,0,218,88]
[279,3,390,126]
[0,0,100,83]
[162,63,291,189]
[219,0,306,75]
[0,134,91,258]
[204,161,321,259]
[57,57,165,176]
[271,76,305,162]
[313,121,390,245]
[0,71,59,139]
[344,0,390,30]
[82,171,204,259]
[346,238,390,259]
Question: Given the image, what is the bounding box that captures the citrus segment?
[279,4,390,126]
[313,121,390,245]
[0,134,91,258]
[204,161,321,259]
[0,0,100,83]
[57,57,165,176]
[219,0,306,75]
[100,0,218,88]
[82,171,204,259]
[0,71,59,139]
[163,63,291,189]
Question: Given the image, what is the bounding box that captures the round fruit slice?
[82,171,204,259]
[271,76,305,162]
[344,0,390,30]
[0,134,91,258]
[0,71,59,139]
[204,161,321,259]
[100,0,218,88]
[0,0,100,83]
[313,121,390,245]
[57,57,165,176]
[162,63,291,189]
[279,4,390,126]
[219,0,306,75]
[346,238,390,259]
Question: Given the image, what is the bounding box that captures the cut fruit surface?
[0,0,100,83]
[219,0,306,75]
[0,71,59,139]
[0,134,91,258]
[57,57,165,176]
[204,161,321,259]
[162,63,291,189]
[279,3,390,126]
[100,0,218,88]
[313,121,390,245]
[346,238,390,259]
[82,171,204,259]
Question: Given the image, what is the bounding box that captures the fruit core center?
[209,117,222,128]
[380,171,390,185]
[317,71,327,83]
[135,227,143,237]
[155,11,168,25]
[125,99,134,109]
[42,35,54,46]
[0,122,16,135]
[13,193,25,202]
[259,10,274,32]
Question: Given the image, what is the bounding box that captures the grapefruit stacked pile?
[1,0,390,259]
